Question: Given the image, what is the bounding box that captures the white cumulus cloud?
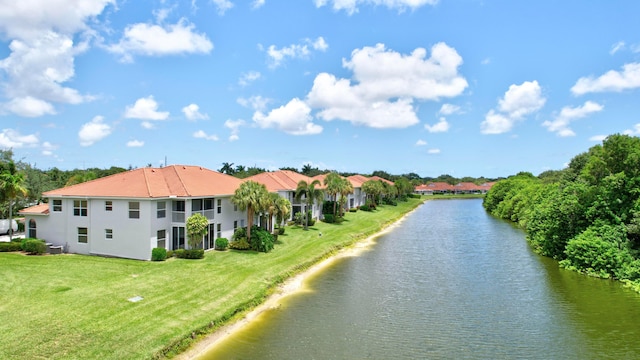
[182,103,209,121]
[125,96,170,124]
[212,0,234,15]
[571,63,640,95]
[266,37,328,68]
[425,117,450,133]
[542,101,603,137]
[0,129,39,148]
[238,71,261,86]
[306,42,467,129]
[193,130,219,141]
[314,0,438,15]
[253,98,322,135]
[610,41,625,55]
[224,119,245,141]
[126,140,144,147]
[108,19,213,62]
[416,139,427,146]
[623,124,640,136]
[252,0,266,9]
[438,103,461,115]
[0,1,111,117]
[589,135,607,142]
[427,148,441,154]
[79,116,111,146]
[481,80,546,134]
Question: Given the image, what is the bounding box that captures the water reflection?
[199,199,640,360]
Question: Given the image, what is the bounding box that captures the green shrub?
[359,204,371,212]
[409,193,421,199]
[151,247,167,261]
[229,238,250,250]
[349,207,358,212]
[0,242,22,252]
[277,227,285,235]
[232,227,247,241]
[166,250,175,258]
[294,212,305,226]
[173,249,185,258]
[183,249,204,259]
[23,239,47,255]
[215,237,229,250]
[322,200,337,215]
[249,226,274,253]
[323,214,335,223]
[10,237,22,243]
[561,226,630,279]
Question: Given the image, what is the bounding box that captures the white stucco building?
[20,165,247,260]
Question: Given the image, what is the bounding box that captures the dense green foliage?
[186,213,209,249]
[151,247,167,261]
[0,241,22,252]
[215,237,229,250]
[22,239,46,255]
[248,226,275,253]
[484,134,640,286]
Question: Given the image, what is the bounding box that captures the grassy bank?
[0,198,423,359]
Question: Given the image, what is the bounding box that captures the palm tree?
[219,162,235,175]
[231,180,268,241]
[338,177,354,217]
[264,192,282,233]
[0,160,28,240]
[324,172,342,217]
[362,179,383,207]
[295,179,324,230]
[275,196,291,229]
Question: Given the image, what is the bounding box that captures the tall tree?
[275,196,291,229]
[219,162,235,175]
[295,179,324,230]
[337,177,354,216]
[231,180,268,240]
[0,160,28,240]
[264,192,282,233]
[324,172,342,217]
[362,179,383,206]
[65,170,97,186]
[186,213,209,249]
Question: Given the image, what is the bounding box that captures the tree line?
[483,134,640,290]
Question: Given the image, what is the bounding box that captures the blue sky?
[1,1,639,178]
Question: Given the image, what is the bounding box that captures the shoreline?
[177,204,421,359]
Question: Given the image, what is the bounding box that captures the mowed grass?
[0,198,424,359]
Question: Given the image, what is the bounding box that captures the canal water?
[199,199,640,359]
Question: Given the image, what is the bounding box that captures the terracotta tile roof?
[43,165,244,198]
[245,170,313,192]
[347,174,369,188]
[369,176,394,185]
[19,203,50,215]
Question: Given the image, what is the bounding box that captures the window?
[53,199,62,212]
[234,220,238,231]
[73,200,87,216]
[157,202,166,218]
[157,230,166,249]
[28,219,36,238]
[129,202,140,219]
[105,229,113,240]
[234,203,238,211]
[217,199,222,214]
[105,201,113,211]
[78,227,88,243]
[172,200,185,222]
[217,223,222,239]
[240,219,245,228]
[172,226,185,250]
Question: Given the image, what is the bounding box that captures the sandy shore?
[177,207,418,360]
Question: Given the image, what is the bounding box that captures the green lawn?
[0,198,424,359]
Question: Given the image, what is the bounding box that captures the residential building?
[19,165,246,260]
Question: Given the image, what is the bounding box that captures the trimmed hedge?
[229,238,250,250]
[23,239,47,255]
[151,247,167,261]
[174,249,204,259]
[0,242,22,252]
[215,237,229,250]
[323,214,335,223]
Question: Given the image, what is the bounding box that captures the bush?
[322,200,338,215]
[349,207,358,212]
[307,218,316,226]
[173,249,185,258]
[151,247,167,261]
[561,226,630,279]
[23,239,46,255]
[215,237,229,250]
[277,227,285,235]
[249,226,274,253]
[409,193,421,199]
[359,204,371,212]
[0,242,22,252]
[323,214,335,223]
[229,238,250,250]
[232,227,247,241]
[166,250,175,258]
[382,197,398,206]
[173,248,204,259]
[294,212,305,226]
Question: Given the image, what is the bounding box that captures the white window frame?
[129,202,140,219]
[105,201,113,212]
[78,227,88,243]
[105,229,113,240]
[157,202,166,218]
[73,200,87,217]
[53,199,62,212]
